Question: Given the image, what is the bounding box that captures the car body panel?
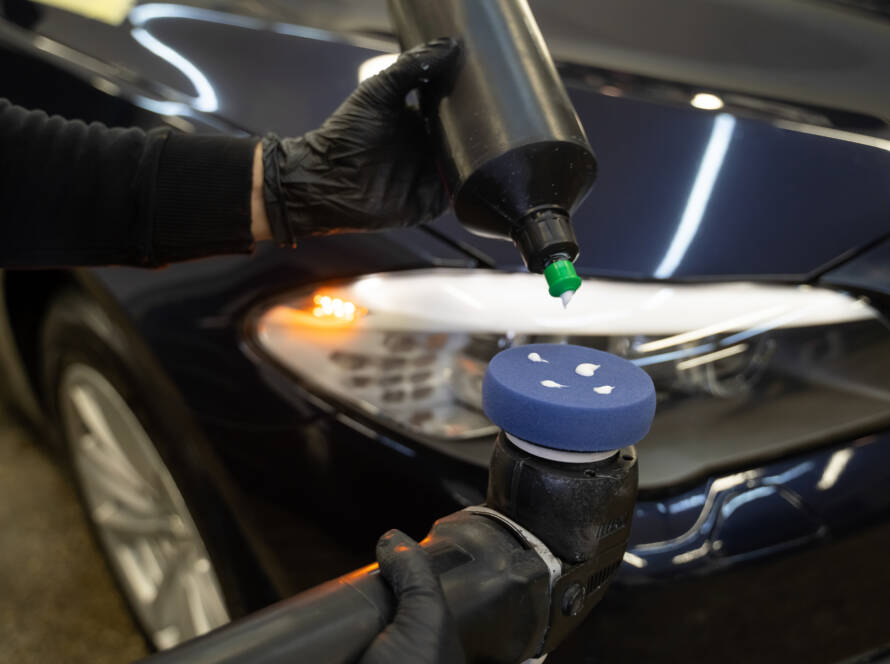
[430,91,890,279]
[10,2,890,280]
[823,235,890,300]
[3,1,890,662]
[628,429,890,578]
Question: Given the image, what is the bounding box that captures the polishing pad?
[482,343,656,452]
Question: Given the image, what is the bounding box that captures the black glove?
[261,38,459,246]
[359,529,465,664]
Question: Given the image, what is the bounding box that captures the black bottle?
[389,0,598,300]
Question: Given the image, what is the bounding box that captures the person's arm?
[0,98,258,268]
[0,38,455,269]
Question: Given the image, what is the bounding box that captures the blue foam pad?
[482,343,656,452]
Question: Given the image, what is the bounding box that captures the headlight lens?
[252,270,890,486]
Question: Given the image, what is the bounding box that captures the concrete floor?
[0,406,147,663]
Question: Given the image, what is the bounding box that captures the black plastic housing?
[139,434,639,663]
[388,0,597,272]
[487,433,638,564]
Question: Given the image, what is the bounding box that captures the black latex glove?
[261,38,458,246]
[359,529,465,664]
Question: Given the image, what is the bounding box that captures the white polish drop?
[540,380,567,389]
[593,385,615,395]
[575,363,600,377]
[527,352,548,363]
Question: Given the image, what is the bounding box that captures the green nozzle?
[544,259,581,298]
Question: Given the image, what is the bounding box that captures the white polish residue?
[594,385,615,394]
[575,363,600,377]
[540,380,567,389]
[527,352,548,363]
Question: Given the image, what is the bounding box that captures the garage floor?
[0,405,146,663]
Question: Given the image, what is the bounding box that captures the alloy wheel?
[59,363,229,649]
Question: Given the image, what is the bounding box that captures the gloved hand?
[261,38,459,246]
[359,529,465,664]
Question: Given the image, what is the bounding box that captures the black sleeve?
[0,98,257,268]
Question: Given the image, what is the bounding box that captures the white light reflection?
[635,292,866,364]
[130,27,218,112]
[34,0,134,25]
[129,3,344,42]
[634,470,758,555]
[762,461,816,485]
[631,343,715,368]
[711,471,754,493]
[720,486,775,518]
[126,3,357,118]
[265,271,873,334]
[691,92,724,111]
[441,285,484,311]
[90,77,121,96]
[667,493,706,514]
[640,287,674,310]
[773,121,890,153]
[717,300,859,347]
[623,551,647,568]
[671,541,710,565]
[352,275,384,296]
[654,113,736,279]
[675,343,748,371]
[358,53,399,84]
[636,305,783,353]
[817,449,853,490]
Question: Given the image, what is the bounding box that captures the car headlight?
[251,269,890,486]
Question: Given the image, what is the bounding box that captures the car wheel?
[40,288,240,650]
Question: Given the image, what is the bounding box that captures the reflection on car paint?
[653,113,736,279]
[624,432,890,580]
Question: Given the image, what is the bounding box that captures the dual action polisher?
[143,345,655,663]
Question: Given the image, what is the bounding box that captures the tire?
[40,288,260,650]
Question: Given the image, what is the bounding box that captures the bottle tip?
[560,290,575,309]
[544,259,582,302]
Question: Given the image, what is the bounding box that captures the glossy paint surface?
[14,2,890,279]
[3,2,890,662]
[431,91,890,278]
[822,235,890,298]
[627,431,890,577]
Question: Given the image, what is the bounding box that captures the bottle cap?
[482,343,656,452]
[544,260,582,298]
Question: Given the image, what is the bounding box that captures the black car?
[2,1,890,661]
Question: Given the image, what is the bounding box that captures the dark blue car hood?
[29,4,890,281]
[430,86,890,281]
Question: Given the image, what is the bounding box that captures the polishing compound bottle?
[388,0,598,304]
